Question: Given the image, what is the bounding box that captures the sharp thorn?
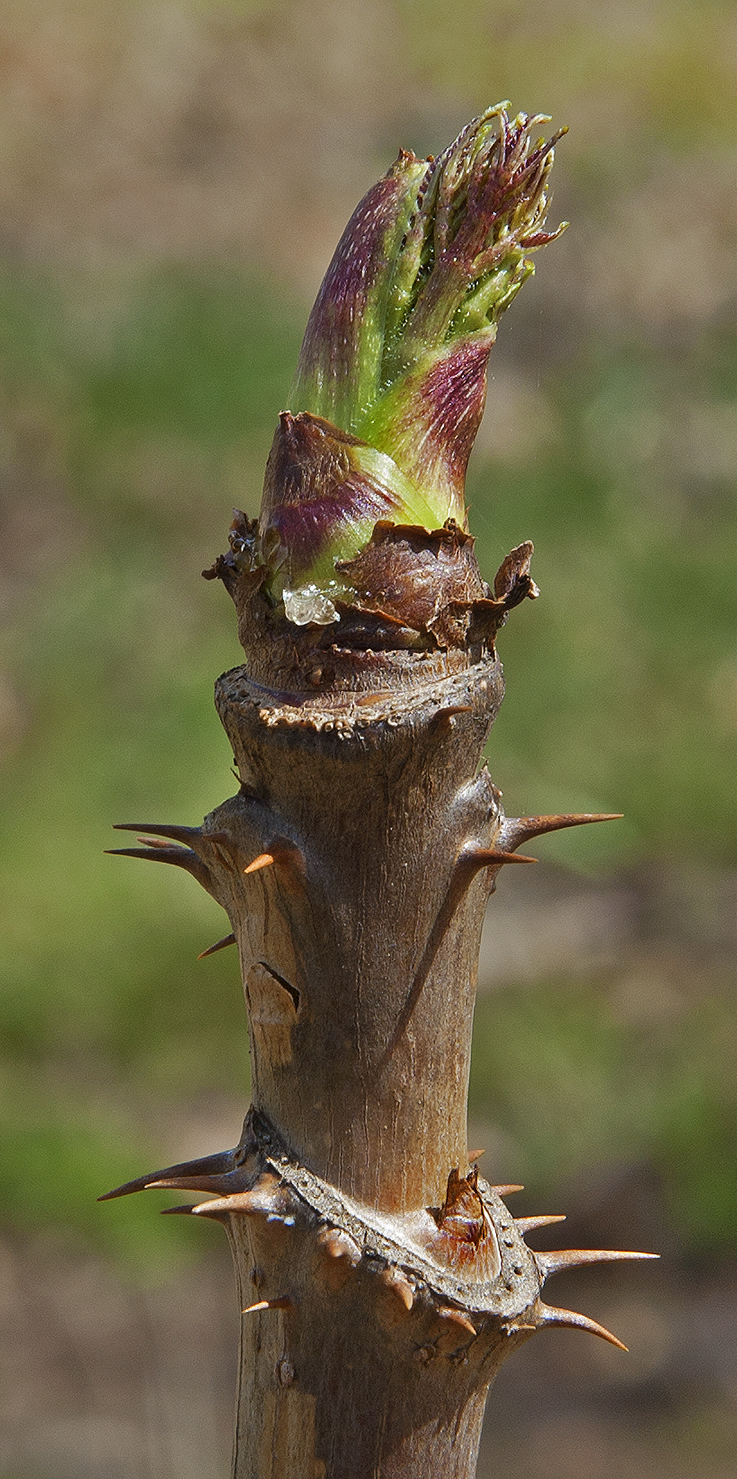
[98,1148,237,1201]
[489,849,538,865]
[537,1303,628,1351]
[197,932,237,960]
[189,1203,231,1223]
[515,1214,567,1233]
[437,1307,477,1337]
[394,1280,415,1313]
[433,704,473,729]
[537,1249,659,1277]
[244,842,306,877]
[191,1190,274,1218]
[498,813,623,851]
[113,822,236,862]
[379,1267,414,1312]
[244,852,276,874]
[106,845,186,859]
[105,847,213,889]
[143,1173,244,1194]
[191,1177,296,1223]
[467,1148,485,1163]
[490,1184,524,1196]
[242,1298,293,1314]
[113,822,203,844]
[160,1204,197,1215]
[462,847,538,869]
[191,1196,241,1220]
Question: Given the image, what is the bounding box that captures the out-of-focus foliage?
[470,975,737,1257]
[471,334,737,863]
[0,0,735,1272]
[1,264,302,1267]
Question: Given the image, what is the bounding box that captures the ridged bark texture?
[214,657,503,1210]
[208,650,540,1479]
[104,624,643,1476]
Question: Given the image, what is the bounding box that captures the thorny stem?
[102,104,655,1479]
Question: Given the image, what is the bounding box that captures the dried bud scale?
[104,105,651,1479]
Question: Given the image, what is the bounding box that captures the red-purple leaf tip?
[274,106,565,595]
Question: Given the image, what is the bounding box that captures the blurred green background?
[0,2,735,1476]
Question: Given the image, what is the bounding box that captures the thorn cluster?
[100,1113,655,1359]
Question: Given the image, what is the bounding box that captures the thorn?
[316,1227,361,1265]
[433,704,473,730]
[191,1183,294,1221]
[316,1227,361,1291]
[189,1201,231,1223]
[467,1148,485,1163]
[244,841,306,877]
[160,1204,197,1216]
[487,849,538,865]
[437,1307,477,1337]
[197,932,237,960]
[244,852,275,874]
[190,1195,244,1220]
[107,845,189,860]
[113,822,203,845]
[537,1303,628,1351]
[105,846,212,890]
[490,1184,524,1196]
[145,1175,239,1194]
[498,813,623,852]
[537,1249,659,1277]
[242,1298,293,1315]
[461,847,538,870]
[113,822,238,864]
[98,1148,239,1201]
[379,1267,414,1312]
[515,1214,567,1233]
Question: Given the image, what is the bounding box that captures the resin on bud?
[207,105,565,658]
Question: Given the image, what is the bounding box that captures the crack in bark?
[258,961,301,1013]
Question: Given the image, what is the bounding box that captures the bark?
[213,646,528,1479]
[104,558,648,1479]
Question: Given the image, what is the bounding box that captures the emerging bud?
[272,106,565,587]
[207,105,565,672]
[259,411,439,606]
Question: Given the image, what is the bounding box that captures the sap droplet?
[283,585,339,627]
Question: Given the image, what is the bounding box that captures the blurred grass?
[396,0,737,156]
[470,976,737,1257]
[0,265,301,1268]
[470,339,737,863]
[0,0,735,1276]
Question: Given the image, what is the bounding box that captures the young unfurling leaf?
[259,105,566,604]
